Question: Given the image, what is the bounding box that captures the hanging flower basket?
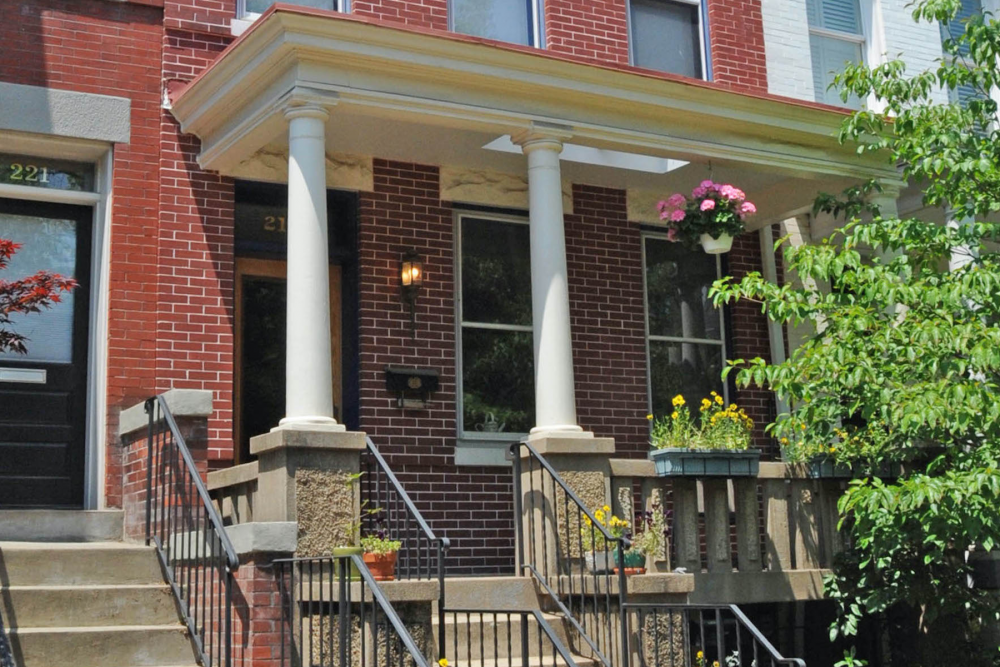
[657,181,756,254]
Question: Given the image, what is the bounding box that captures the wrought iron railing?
[275,555,433,667]
[442,608,581,667]
[510,441,629,667]
[144,396,238,667]
[623,604,806,667]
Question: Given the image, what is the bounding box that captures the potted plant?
[648,393,760,477]
[656,180,756,254]
[629,504,671,573]
[581,505,627,574]
[360,514,402,581]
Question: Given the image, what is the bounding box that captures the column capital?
[511,122,573,154]
[281,85,338,122]
[283,104,330,123]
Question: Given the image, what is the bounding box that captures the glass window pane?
[806,0,861,34]
[461,217,532,326]
[0,214,77,363]
[648,340,723,417]
[631,0,701,78]
[645,238,720,340]
[245,0,336,14]
[453,0,531,45]
[462,328,535,434]
[810,33,864,107]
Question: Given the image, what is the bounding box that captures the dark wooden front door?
[0,198,91,508]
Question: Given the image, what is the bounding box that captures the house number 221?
[9,163,50,184]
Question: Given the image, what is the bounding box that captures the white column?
[514,128,582,436]
[278,104,341,431]
[947,211,976,271]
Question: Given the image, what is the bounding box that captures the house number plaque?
[0,153,96,192]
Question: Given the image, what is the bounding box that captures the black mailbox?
[384,366,439,409]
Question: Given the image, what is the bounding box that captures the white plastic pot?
[699,233,734,254]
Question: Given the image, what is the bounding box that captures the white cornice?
[171,9,898,181]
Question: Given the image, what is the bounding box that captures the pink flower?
[656,200,670,213]
[719,184,744,201]
[666,227,679,242]
[692,186,707,198]
[700,199,716,212]
[669,209,686,222]
[666,193,686,208]
[699,179,714,189]
[740,201,757,216]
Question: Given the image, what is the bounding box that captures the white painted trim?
[0,183,101,205]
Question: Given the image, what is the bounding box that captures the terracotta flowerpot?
[363,551,397,581]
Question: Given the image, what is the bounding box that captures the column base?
[274,417,346,432]
[523,431,614,455]
[528,424,586,436]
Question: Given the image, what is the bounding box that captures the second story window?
[451,0,543,46]
[941,0,984,109]
[629,0,704,79]
[239,0,345,20]
[807,0,865,107]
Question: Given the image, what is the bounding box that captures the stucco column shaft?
[519,134,581,435]
[280,105,339,429]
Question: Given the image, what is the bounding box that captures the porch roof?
[169,5,902,227]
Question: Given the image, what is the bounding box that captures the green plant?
[581,505,628,552]
[656,180,756,247]
[649,393,753,451]
[630,504,670,559]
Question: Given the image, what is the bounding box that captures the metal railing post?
[144,398,155,546]
[618,540,630,667]
[437,541,447,660]
[339,556,349,667]
[510,443,525,571]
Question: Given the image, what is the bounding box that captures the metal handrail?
[622,603,807,667]
[524,563,611,666]
[144,395,237,667]
[275,555,434,667]
[364,436,445,546]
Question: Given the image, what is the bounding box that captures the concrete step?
[437,611,575,660]
[8,625,198,667]
[1,584,179,628]
[0,541,163,586]
[0,509,123,542]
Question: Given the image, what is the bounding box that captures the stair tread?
[10,624,187,634]
[2,583,169,590]
[0,541,148,550]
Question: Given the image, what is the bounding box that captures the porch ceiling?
[169,5,902,227]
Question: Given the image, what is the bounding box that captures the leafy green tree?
[710,1,1000,663]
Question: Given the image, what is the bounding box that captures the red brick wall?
[0,0,164,508]
[544,0,630,64]
[566,186,649,456]
[356,159,516,575]
[728,231,778,458]
[352,0,447,30]
[706,0,768,92]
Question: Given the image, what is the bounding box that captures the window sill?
[454,435,525,467]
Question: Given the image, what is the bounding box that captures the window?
[629,0,704,79]
[451,0,542,46]
[239,0,344,20]
[807,0,865,107]
[941,0,984,108]
[643,235,726,417]
[457,214,535,439]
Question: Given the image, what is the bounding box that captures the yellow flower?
[595,510,604,521]
[439,660,449,667]
[780,437,789,445]
[697,651,704,660]
[715,394,724,405]
[713,662,720,667]
[700,398,711,412]
[672,394,685,407]
[671,411,679,420]
[603,505,611,513]
[646,414,654,421]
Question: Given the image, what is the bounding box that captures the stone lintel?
[687,570,829,605]
[207,461,259,491]
[119,389,214,439]
[250,427,366,456]
[609,458,657,478]
[226,522,297,556]
[522,433,615,456]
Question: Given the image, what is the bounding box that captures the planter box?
[806,457,902,479]
[614,550,646,575]
[649,448,760,478]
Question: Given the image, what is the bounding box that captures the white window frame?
[625,0,707,80]
[807,0,872,108]
[447,0,546,48]
[454,211,533,463]
[641,232,728,416]
[235,0,349,26]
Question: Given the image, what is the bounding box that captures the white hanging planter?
[699,233,733,254]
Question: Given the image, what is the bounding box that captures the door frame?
[233,257,343,463]
[0,133,112,509]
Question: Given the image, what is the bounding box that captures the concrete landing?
[0,509,123,542]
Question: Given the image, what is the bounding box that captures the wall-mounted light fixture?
[400,249,423,338]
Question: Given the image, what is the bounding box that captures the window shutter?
[807,0,862,34]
